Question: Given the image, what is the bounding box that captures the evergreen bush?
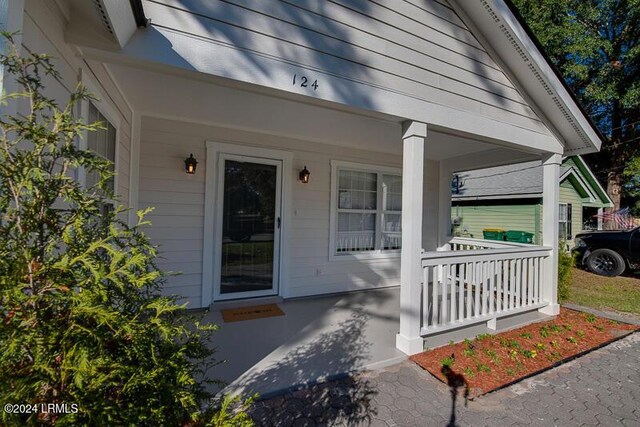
[0,34,252,426]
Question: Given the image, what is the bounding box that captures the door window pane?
[221,160,278,294]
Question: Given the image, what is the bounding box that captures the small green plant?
[476,363,491,373]
[449,340,455,346]
[464,348,476,357]
[551,340,560,348]
[464,338,474,348]
[520,332,533,339]
[509,349,519,360]
[594,325,605,332]
[609,319,620,325]
[441,356,455,368]
[564,324,573,331]
[476,333,493,341]
[547,351,562,361]
[506,368,516,376]
[508,339,521,349]
[521,349,538,359]
[484,349,501,363]
[576,330,586,338]
[500,337,509,347]
[586,313,596,323]
[540,326,550,338]
[550,324,563,333]
[463,367,476,378]
[535,342,546,351]
[567,336,578,344]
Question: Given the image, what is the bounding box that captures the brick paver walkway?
[249,332,640,426]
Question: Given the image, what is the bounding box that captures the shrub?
[0,34,252,426]
[441,355,455,368]
[557,242,574,302]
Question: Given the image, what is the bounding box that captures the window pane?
[86,103,116,193]
[383,174,402,211]
[336,213,376,252]
[338,170,376,210]
[382,213,402,249]
[558,204,567,221]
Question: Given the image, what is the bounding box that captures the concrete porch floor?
[202,287,405,398]
[200,286,553,398]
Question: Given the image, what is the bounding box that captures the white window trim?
[329,160,402,261]
[76,69,121,201]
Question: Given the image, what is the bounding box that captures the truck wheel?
[586,249,626,277]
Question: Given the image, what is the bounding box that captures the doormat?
[221,304,285,323]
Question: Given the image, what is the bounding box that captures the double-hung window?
[559,203,572,241]
[331,161,402,257]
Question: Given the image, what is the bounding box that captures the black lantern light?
[185,153,198,174]
[299,166,310,183]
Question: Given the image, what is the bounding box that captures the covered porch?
[206,285,549,398]
[396,121,562,355]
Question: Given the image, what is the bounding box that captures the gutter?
[129,0,150,28]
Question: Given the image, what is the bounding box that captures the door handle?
[277,217,281,229]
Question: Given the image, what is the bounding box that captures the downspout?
[129,0,150,28]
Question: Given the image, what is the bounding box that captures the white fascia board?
[490,0,601,151]
[573,155,614,206]
[99,0,137,48]
[559,167,597,202]
[452,0,603,154]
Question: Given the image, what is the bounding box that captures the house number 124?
[293,74,319,91]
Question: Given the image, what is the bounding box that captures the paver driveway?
[249,332,640,426]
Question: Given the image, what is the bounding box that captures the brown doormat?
[221,304,285,323]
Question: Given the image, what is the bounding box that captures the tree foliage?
[513,0,640,215]
[0,34,253,426]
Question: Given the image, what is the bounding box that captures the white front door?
[213,154,282,301]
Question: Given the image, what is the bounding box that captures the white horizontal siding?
[138,115,443,305]
[137,0,547,135]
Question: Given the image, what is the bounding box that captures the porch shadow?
[245,310,378,425]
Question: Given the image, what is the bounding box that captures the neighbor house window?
[331,161,402,256]
[559,203,572,240]
[86,102,116,193]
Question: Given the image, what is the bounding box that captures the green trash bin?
[506,230,534,244]
[482,228,507,241]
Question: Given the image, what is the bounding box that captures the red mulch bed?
[410,308,638,398]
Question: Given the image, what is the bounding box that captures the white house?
[6,0,604,357]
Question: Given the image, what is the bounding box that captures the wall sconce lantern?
[184,154,198,174]
[299,166,310,183]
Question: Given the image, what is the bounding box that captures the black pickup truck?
[573,227,640,277]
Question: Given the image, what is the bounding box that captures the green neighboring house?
[451,156,613,246]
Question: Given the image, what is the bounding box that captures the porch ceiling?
[106,63,539,162]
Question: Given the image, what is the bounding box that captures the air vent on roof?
[93,0,114,35]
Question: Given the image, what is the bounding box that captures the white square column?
[539,153,561,315]
[396,121,427,355]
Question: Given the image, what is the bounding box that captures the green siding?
[452,203,542,244]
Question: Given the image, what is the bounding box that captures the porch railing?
[420,237,551,335]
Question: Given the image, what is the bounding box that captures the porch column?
[539,153,561,315]
[396,121,427,355]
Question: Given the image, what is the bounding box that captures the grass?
[568,268,640,317]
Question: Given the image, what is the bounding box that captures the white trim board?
[202,141,293,307]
